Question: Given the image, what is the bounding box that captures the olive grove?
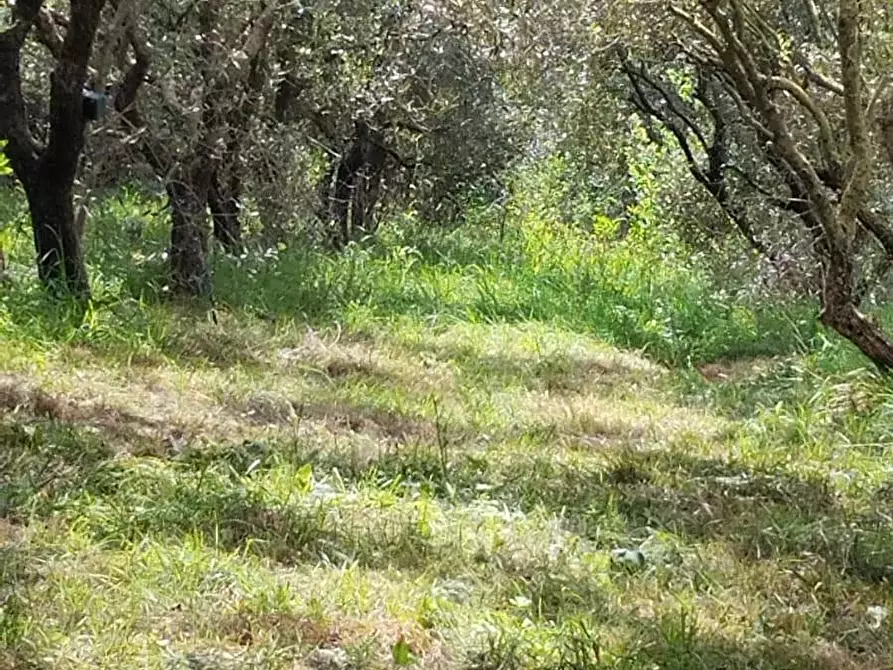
[5,0,893,368]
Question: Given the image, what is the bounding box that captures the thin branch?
[794,52,844,95]
[766,75,840,170]
[837,0,872,244]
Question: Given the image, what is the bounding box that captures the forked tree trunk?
[168,174,213,297]
[666,0,893,372]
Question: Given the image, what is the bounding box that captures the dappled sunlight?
[1,213,892,668]
[4,0,893,663]
[3,310,893,668]
[0,321,688,459]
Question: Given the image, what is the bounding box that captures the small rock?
[307,647,349,670]
[611,548,646,568]
[867,605,889,630]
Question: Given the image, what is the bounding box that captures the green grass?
[1,183,819,368]
[2,185,893,668]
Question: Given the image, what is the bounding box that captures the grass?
[2,185,893,669]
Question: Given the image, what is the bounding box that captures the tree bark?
[21,168,89,295]
[168,171,213,297]
[820,253,893,370]
[208,171,243,254]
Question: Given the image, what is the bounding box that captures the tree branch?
[837,0,872,244]
[0,0,45,176]
[32,7,64,58]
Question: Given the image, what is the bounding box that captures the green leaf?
[0,141,10,176]
[391,638,415,667]
[294,463,313,493]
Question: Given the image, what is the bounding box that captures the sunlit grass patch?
[2,191,893,667]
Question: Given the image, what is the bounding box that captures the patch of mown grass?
[2,313,893,668]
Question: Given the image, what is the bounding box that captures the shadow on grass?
[509,450,893,587]
[0,417,440,569]
[294,438,893,588]
[0,420,113,521]
[0,539,51,670]
[468,617,879,670]
[4,404,891,588]
[2,411,891,665]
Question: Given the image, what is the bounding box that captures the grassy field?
[2,192,893,669]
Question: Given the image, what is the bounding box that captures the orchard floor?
[2,313,892,669]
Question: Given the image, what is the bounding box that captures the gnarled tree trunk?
[820,251,893,370]
[0,0,107,298]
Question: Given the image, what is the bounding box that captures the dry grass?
[2,319,892,670]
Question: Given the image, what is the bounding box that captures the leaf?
[391,637,415,666]
[0,141,10,176]
[295,463,313,493]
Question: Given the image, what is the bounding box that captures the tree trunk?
[168,176,213,297]
[207,48,265,256]
[209,171,243,254]
[21,168,89,296]
[320,120,388,249]
[0,0,106,299]
[820,253,893,370]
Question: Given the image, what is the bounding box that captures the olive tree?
[270,0,521,248]
[109,0,279,295]
[615,0,893,369]
[0,0,114,296]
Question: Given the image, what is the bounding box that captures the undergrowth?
[0,182,819,368]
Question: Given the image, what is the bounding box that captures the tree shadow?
[500,447,893,586]
[471,616,884,669]
[0,534,52,670]
[287,435,893,588]
[0,415,438,569]
[0,419,114,521]
[4,392,890,587]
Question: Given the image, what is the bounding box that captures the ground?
[2,311,893,669]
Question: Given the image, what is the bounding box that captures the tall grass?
[209,157,818,365]
[1,168,818,366]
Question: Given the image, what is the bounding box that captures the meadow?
[2,186,893,669]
